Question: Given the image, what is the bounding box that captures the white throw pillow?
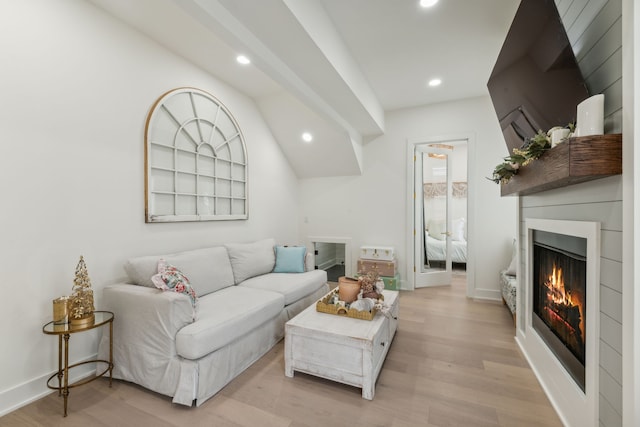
[452,218,466,242]
[505,238,517,276]
[304,252,314,272]
[505,255,517,276]
[224,238,276,284]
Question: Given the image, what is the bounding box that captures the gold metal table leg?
[63,333,69,417]
[57,335,62,396]
[108,319,113,387]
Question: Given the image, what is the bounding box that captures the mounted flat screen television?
[487,0,590,153]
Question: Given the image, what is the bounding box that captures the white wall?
[299,96,517,298]
[0,0,300,414]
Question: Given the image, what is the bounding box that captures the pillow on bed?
[428,218,466,242]
[428,219,446,241]
[452,218,466,242]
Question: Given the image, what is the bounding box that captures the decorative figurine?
[69,256,95,326]
[358,271,382,300]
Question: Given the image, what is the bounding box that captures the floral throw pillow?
[151,259,197,306]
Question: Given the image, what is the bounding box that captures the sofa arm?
[305,252,314,272]
[98,283,194,379]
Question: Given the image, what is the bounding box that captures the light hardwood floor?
[1,276,562,426]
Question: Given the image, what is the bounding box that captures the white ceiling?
[321,0,520,111]
[88,0,520,178]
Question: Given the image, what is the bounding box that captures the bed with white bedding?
[425,234,467,263]
[424,217,467,264]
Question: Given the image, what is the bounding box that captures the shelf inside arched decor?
[500,134,622,197]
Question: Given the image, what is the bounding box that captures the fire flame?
[544,263,585,345]
[547,264,572,305]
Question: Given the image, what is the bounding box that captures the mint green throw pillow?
[273,246,306,273]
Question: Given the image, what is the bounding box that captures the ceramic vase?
[338,277,360,303]
[575,94,604,137]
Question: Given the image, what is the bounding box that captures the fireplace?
[532,230,587,391]
[517,219,600,426]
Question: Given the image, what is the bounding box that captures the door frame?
[414,144,453,287]
[307,236,353,277]
[406,133,475,294]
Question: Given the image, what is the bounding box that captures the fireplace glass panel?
[532,230,587,391]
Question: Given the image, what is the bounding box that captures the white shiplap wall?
[519,1,623,425]
[519,177,623,426]
[557,0,623,133]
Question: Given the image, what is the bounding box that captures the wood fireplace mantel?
[500,133,622,196]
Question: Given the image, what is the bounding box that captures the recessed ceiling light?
[236,55,251,65]
[302,132,313,142]
[420,0,439,8]
[428,78,442,87]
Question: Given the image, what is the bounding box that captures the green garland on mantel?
[488,124,575,184]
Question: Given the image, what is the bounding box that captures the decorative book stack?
[357,246,400,290]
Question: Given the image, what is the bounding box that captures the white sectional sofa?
[97,238,328,406]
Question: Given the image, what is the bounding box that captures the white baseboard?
[318,259,338,271]
[471,288,501,301]
[514,336,569,427]
[0,353,98,417]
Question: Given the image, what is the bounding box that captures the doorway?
[314,242,345,282]
[308,236,353,284]
[407,136,469,290]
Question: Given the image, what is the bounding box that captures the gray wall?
[518,1,623,425]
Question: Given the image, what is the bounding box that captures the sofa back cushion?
[124,246,235,296]
[224,238,276,284]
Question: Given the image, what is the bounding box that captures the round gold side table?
[42,310,114,417]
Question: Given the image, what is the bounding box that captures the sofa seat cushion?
[175,286,284,360]
[238,270,327,305]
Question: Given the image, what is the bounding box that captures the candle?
[53,296,70,325]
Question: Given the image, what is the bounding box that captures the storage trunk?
[357,258,397,277]
[381,274,401,290]
[360,246,395,261]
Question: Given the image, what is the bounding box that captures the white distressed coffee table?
[284,290,399,399]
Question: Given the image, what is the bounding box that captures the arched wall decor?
[145,87,248,222]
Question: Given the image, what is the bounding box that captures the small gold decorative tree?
[69,256,95,326]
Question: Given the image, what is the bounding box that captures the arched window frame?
[144,87,248,222]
